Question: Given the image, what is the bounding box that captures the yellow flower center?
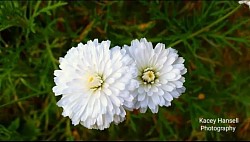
[88,74,103,91]
[88,76,94,82]
[142,71,155,83]
[141,67,158,84]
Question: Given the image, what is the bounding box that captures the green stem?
[0,91,47,109]
[168,5,241,47]
[45,37,58,70]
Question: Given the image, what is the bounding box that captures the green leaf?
[8,118,20,131]
[0,125,11,140]
[20,119,40,141]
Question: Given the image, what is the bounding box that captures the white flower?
[124,38,187,113]
[52,39,137,130]
[239,0,250,8]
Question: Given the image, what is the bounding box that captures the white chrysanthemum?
[239,0,250,8]
[124,38,187,113]
[52,39,137,130]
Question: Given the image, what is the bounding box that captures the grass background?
[0,0,250,140]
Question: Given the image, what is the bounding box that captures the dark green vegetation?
[0,1,250,140]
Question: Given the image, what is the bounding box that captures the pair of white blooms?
[52,38,187,130]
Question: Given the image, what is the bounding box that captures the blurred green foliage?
[0,0,250,140]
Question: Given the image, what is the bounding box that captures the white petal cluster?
[52,39,136,130]
[239,0,250,8]
[124,38,187,113]
[53,37,187,130]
